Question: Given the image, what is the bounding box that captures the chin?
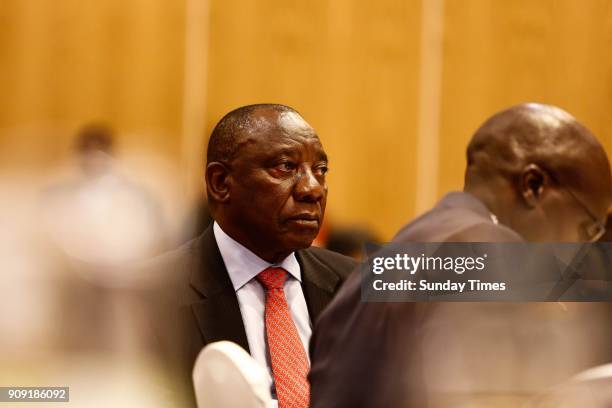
[284,231,318,250]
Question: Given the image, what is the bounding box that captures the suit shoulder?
[446,221,523,242]
[133,239,197,293]
[301,246,358,279]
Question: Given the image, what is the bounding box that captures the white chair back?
[193,341,272,408]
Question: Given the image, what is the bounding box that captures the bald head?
[464,103,611,242]
[207,104,312,164]
[467,104,610,194]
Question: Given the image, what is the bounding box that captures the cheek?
[266,184,295,214]
[540,193,581,241]
[550,208,586,242]
[242,183,291,219]
[557,224,582,242]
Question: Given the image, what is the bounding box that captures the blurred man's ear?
[206,162,232,204]
[520,164,547,208]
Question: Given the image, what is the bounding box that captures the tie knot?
[256,267,288,290]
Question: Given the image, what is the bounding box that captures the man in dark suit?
[144,104,355,407]
[309,103,612,407]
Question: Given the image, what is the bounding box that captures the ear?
[205,162,232,204]
[520,163,547,208]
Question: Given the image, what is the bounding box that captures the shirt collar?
[213,221,301,291]
[489,213,499,225]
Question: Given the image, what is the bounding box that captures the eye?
[314,164,328,176]
[276,161,297,172]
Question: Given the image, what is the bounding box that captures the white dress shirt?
[213,222,312,398]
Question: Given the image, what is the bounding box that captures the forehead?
[277,110,313,134]
[236,109,323,155]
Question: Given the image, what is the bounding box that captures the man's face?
[520,166,611,243]
[539,186,610,242]
[598,213,612,242]
[548,153,611,242]
[224,110,328,260]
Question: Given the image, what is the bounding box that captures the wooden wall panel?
[438,0,612,198]
[204,0,421,239]
[0,0,610,239]
[0,0,186,169]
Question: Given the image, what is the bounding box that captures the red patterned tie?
[256,267,310,408]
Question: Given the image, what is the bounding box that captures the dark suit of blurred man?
[309,103,612,408]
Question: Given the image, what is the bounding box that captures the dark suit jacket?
[309,192,523,408]
[141,224,356,406]
[310,193,612,407]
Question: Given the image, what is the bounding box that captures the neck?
[215,221,291,264]
[254,248,291,265]
[464,184,508,224]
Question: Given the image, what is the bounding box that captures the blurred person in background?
[140,104,356,407]
[309,103,612,407]
[44,123,168,268]
[40,123,168,353]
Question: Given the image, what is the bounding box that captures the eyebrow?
[267,147,299,158]
[265,146,328,162]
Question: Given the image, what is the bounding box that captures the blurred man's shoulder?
[445,221,523,242]
[394,191,524,243]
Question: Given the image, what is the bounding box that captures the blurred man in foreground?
[309,103,612,407]
[143,104,355,407]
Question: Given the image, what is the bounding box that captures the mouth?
[286,213,320,228]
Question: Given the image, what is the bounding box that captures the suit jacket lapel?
[297,250,341,324]
[189,226,250,353]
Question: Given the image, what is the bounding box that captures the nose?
[294,167,326,203]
